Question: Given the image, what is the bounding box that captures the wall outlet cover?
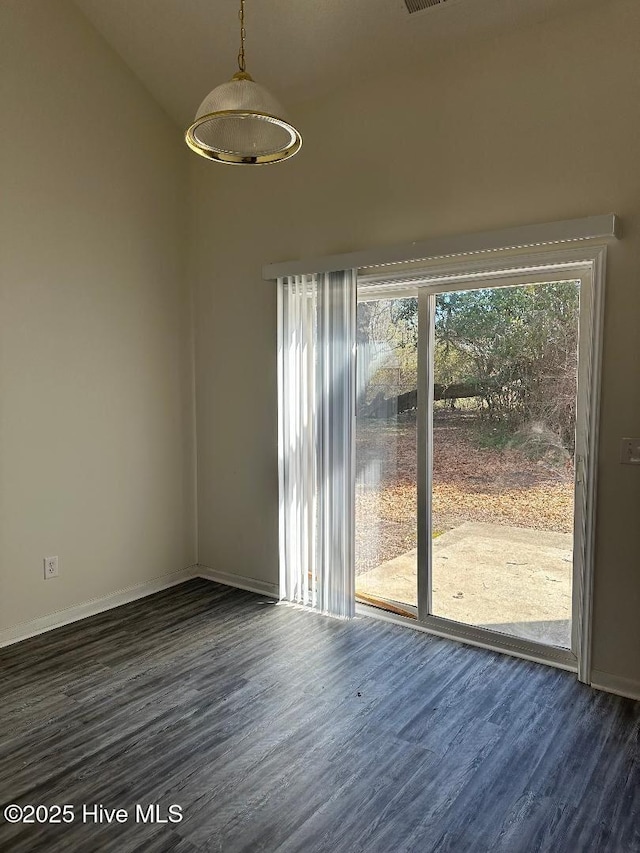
[620,438,640,465]
[44,556,59,579]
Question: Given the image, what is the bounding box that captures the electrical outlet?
[44,556,59,579]
[620,438,640,465]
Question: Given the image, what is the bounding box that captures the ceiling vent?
[404,0,449,13]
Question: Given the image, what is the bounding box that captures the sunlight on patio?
[356,521,572,648]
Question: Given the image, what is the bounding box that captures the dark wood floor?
[1,579,638,853]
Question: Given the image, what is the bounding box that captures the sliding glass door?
[356,272,589,664]
[426,281,579,649]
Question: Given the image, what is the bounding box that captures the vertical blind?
[277,270,357,618]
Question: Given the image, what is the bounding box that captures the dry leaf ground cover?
[356,410,574,573]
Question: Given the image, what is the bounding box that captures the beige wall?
[190,0,640,684]
[0,0,196,631]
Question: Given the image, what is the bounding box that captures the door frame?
[356,243,607,683]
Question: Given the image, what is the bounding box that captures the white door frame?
[357,242,607,683]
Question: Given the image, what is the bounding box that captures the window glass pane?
[430,281,579,649]
[355,298,418,612]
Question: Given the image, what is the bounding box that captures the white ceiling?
[73,0,593,127]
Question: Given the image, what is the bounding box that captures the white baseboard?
[3,568,637,706]
[590,670,640,702]
[0,566,199,648]
[0,565,276,649]
[196,564,279,599]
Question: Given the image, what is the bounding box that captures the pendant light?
[185,0,302,165]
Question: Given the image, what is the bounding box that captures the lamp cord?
[238,0,246,73]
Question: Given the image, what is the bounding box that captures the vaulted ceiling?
[73,0,595,128]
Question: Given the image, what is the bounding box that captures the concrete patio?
[356,521,573,648]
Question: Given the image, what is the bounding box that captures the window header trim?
[263,214,620,280]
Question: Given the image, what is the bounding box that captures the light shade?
[185,72,302,165]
